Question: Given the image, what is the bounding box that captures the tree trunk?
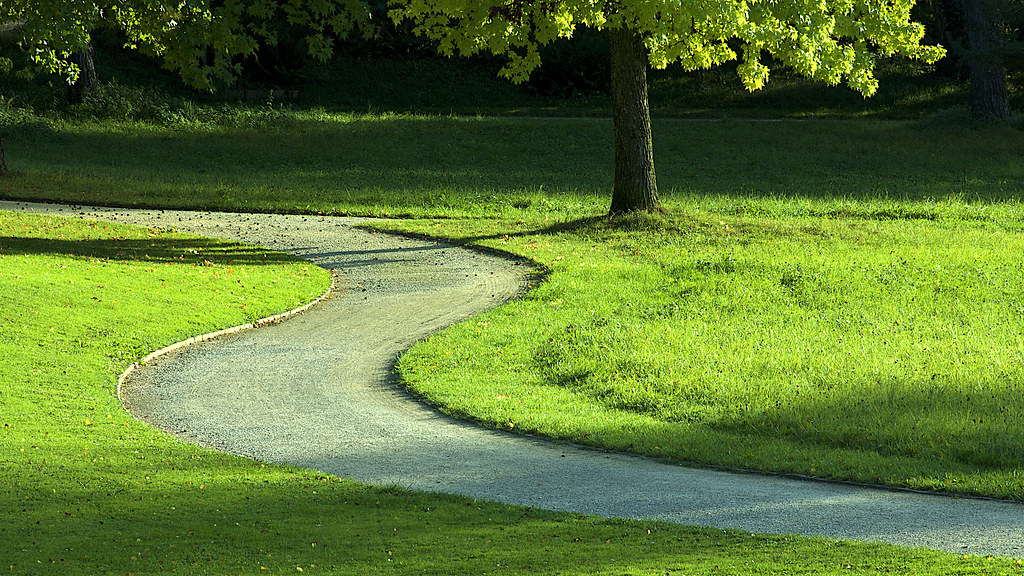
[965,0,1010,122]
[71,38,99,102]
[608,25,660,214]
[0,132,8,176]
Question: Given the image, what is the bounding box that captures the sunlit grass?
[386,211,1024,500]
[2,113,1023,502]
[4,212,1009,574]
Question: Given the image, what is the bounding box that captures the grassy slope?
[5,212,1012,575]
[3,115,1024,501]
[1,39,1023,573]
[387,212,1024,499]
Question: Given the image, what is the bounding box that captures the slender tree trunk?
[608,25,660,214]
[0,132,8,176]
[71,38,99,102]
[965,0,1010,121]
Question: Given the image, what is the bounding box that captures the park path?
[4,200,1022,559]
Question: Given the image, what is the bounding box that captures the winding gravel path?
[5,201,1023,559]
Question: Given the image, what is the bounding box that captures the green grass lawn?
[6,211,1016,575]
[2,28,1024,570]
[3,113,1023,216]
[2,113,1024,502]
[387,212,1024,500]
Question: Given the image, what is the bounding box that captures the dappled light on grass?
[391,212,1024,500]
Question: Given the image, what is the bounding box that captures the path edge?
[116,269,340,406]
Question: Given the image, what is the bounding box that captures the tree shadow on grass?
[0,457,750,574]
[3,116,1023,216]
[0,453,971,575]
[431,212,684,247]
[705,373,1024,488]
[0,235,300,266]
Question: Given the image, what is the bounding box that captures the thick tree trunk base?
[969,62,1010,122]
[608,26,660,215]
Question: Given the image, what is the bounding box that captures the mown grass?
[2,113,1023,503]
[6,211,1013,575]
[2,114,1023,217]
[386,211,1024,500]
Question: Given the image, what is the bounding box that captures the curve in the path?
[5,201,1023,559]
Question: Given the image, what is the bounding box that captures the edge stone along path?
[5,201,1022,559]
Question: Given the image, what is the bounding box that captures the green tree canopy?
[1,0,370,89]
[393,0,944,96]
[394,0,945,213]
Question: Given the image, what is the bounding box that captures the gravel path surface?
[5,200,1023,559]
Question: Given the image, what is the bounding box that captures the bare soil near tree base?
[3,200,1022,560]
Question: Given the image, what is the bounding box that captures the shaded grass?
[5,212,1012,574]
[2,114,1024,219]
